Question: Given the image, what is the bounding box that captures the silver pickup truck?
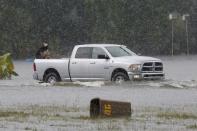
[33,44,164,83]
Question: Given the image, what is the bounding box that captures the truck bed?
[34,58,69,81]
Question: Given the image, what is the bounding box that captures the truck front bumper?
[128,72,165,80]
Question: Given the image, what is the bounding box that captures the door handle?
[90,62,96,64]
[72,62,77,64]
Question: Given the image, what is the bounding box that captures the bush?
[0,53,18,79]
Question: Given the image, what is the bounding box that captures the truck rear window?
[75,47,92,58]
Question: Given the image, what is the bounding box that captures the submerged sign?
[90,98,132,118]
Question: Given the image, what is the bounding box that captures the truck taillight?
[33,63,36,71]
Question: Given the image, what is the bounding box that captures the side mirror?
[98,54,110,59]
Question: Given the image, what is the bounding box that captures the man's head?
[42,41,48,48]
[43,43,48,47]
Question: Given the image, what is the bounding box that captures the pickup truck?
[33,44,164,83]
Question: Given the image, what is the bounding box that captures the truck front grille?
[142,62,163,73]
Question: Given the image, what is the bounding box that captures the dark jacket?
[35,46,48,59]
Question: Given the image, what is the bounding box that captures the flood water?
[0,55,197,131]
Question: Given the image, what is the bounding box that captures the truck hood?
[113,56,161,64]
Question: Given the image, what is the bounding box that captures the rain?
[0,0,197,131]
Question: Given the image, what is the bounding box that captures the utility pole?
[169,13,178,56]
[171,20,174,56]
[182,14,190,55]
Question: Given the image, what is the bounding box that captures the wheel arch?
[111,68,129,80]
[43,68,61,81]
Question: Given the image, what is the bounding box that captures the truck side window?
[92,47,107,59]
[75,47,92,59]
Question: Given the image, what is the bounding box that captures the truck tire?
[44,72,60,83]
[112,72,129,83]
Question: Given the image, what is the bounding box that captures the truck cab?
[33,44,165,83]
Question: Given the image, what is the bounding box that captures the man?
[35,41,50,59]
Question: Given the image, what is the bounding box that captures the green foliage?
[0,0,195,57]
[0,53,18,79]
[157,111,197,120]
[187,124,197,129]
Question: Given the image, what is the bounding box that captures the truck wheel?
[112,72,129,83]
[44,72,60,83]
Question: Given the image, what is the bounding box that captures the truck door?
[89,47,111,80]
[70,47,92,80]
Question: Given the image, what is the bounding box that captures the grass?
[0,111,29,118]
[24,127,38,131]
[0,105,83,122]
[96,120,121,131]
[0,111,30,122]
[157,111,197,120]
[187,124,197,129]
[2,105,195,130]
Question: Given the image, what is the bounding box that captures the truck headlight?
[129,64,141,72]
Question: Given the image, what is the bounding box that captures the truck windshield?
[105,46,136,57]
